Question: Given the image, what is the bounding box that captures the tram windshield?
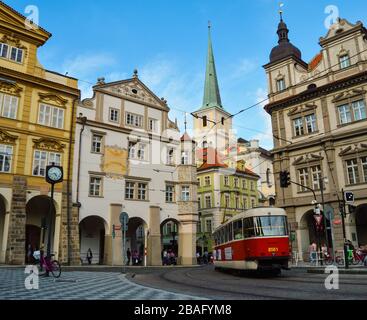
[254,216,288,237]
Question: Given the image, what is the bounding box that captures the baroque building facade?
[0,2,80,265]
[74,72,198,266]
[264,16,367,260]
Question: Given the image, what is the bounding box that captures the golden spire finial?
[279,2,284,20]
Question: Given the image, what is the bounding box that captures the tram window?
[224,225,229,243]
[233,220,243,240]
[228,223,233,242]
[243,218,255,238]
[254,216,288,237]
[219,229,224,245]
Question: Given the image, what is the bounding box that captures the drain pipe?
[76,115,88,208]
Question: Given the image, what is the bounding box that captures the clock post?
[45,162,64,258]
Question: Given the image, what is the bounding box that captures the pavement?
[0,268,206,300]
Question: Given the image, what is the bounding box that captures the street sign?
[344,191,354,204]
[119,212,129,226]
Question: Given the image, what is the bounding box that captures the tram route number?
[268,247,279,253]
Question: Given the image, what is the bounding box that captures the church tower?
[192,24,233,156]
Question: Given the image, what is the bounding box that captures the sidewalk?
[291,261,367,274]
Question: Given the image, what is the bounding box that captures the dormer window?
[339,54,351,69]
[276,78,286,92]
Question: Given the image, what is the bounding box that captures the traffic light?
[280,170,291,188]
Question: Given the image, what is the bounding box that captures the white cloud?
[228,58,258,80]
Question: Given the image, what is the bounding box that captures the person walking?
[86,248,93,265]
[126,248,131,266]
[309,242,317,265]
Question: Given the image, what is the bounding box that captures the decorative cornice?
[332,88,366,103]
[287,103,317,116]
[0,129,18,144]
[1,35,27,51]
[265,70,367,114]
[0,79,23,95]
[39,92,68,106]
[32,138,66,152]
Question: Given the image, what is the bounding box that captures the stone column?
[147,206,162,266]
[6,176,27,265]
[109,203,123,266]
[178,220,197,265]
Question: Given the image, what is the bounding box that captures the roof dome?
[269,18,302,63]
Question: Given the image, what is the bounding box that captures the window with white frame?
[234,177,239,188]
[0,93,18,119]
[181,186,190,201]
[197,220,202,233]
[129,142,147,161]
[251,198,256,208]
[137,143,147,161]
[91,134,103,153]
[167,147,175,165]
[0,144,12,173]
[224,194,230,208]
[10,47,23,63]
[89,176,102,197]
[109,108,119,123]
[235,196,240,209]
[0,43,9,58]
[338,104,352,124]
[149,118,158,133]
[181,151,189,165]
[138,183,147,200]
[305,114,317,133]
[276,78,286,92]
[242,179,247,189]
[205,195,211,208]
[351,100,367,121]
[125,182,135,199]
[298,168,309,191]
[224,176,229,186]
[204,176,211,186]
[346,159,360,185]
[243,197,248,209]
[311,165,322,190]
[165,184,175,203]
[361,157,367,183]
[38,103,64,129]
[250,181,255,191]
[206,219,212,233]
[126,112,143,128]
[293,117,304,136]
[339,54,351,69]
[32,150,61,177]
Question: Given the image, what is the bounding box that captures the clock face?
[47,167,62,182]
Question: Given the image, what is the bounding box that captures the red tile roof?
[308,52,323,71]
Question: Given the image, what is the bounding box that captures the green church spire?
[201,23,223,110]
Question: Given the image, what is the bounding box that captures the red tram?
[213,207,290,274]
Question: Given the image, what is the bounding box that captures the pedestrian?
[163,250,168,266]
[309,242,317,264]
[196,252,201,265]
[27,244,33,264]
[86,248,93,265]
[127,248,131,266]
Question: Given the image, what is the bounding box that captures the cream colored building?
[264,16,367,260]
[73,72,198,266]
[237,138,275,206]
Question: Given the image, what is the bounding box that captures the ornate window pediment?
[287,103,317,116]
[339,143,367,157]
[0,79,23,96]
[293,153,323,166]
[33,138,65,152]
[0,129,18,145]
[332,88,366,103]
[39,93,68,107]
[1,35,27,53]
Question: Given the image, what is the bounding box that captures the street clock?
[46,164,64,184]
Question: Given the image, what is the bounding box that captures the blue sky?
[9,0,367,149]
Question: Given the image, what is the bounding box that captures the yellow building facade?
[0,2,80,265]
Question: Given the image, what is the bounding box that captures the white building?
[73,71,197,266]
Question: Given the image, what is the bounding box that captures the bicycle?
[35,251,61,278]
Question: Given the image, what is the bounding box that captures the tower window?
[276,78,286,92]
[339,55,351,69]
